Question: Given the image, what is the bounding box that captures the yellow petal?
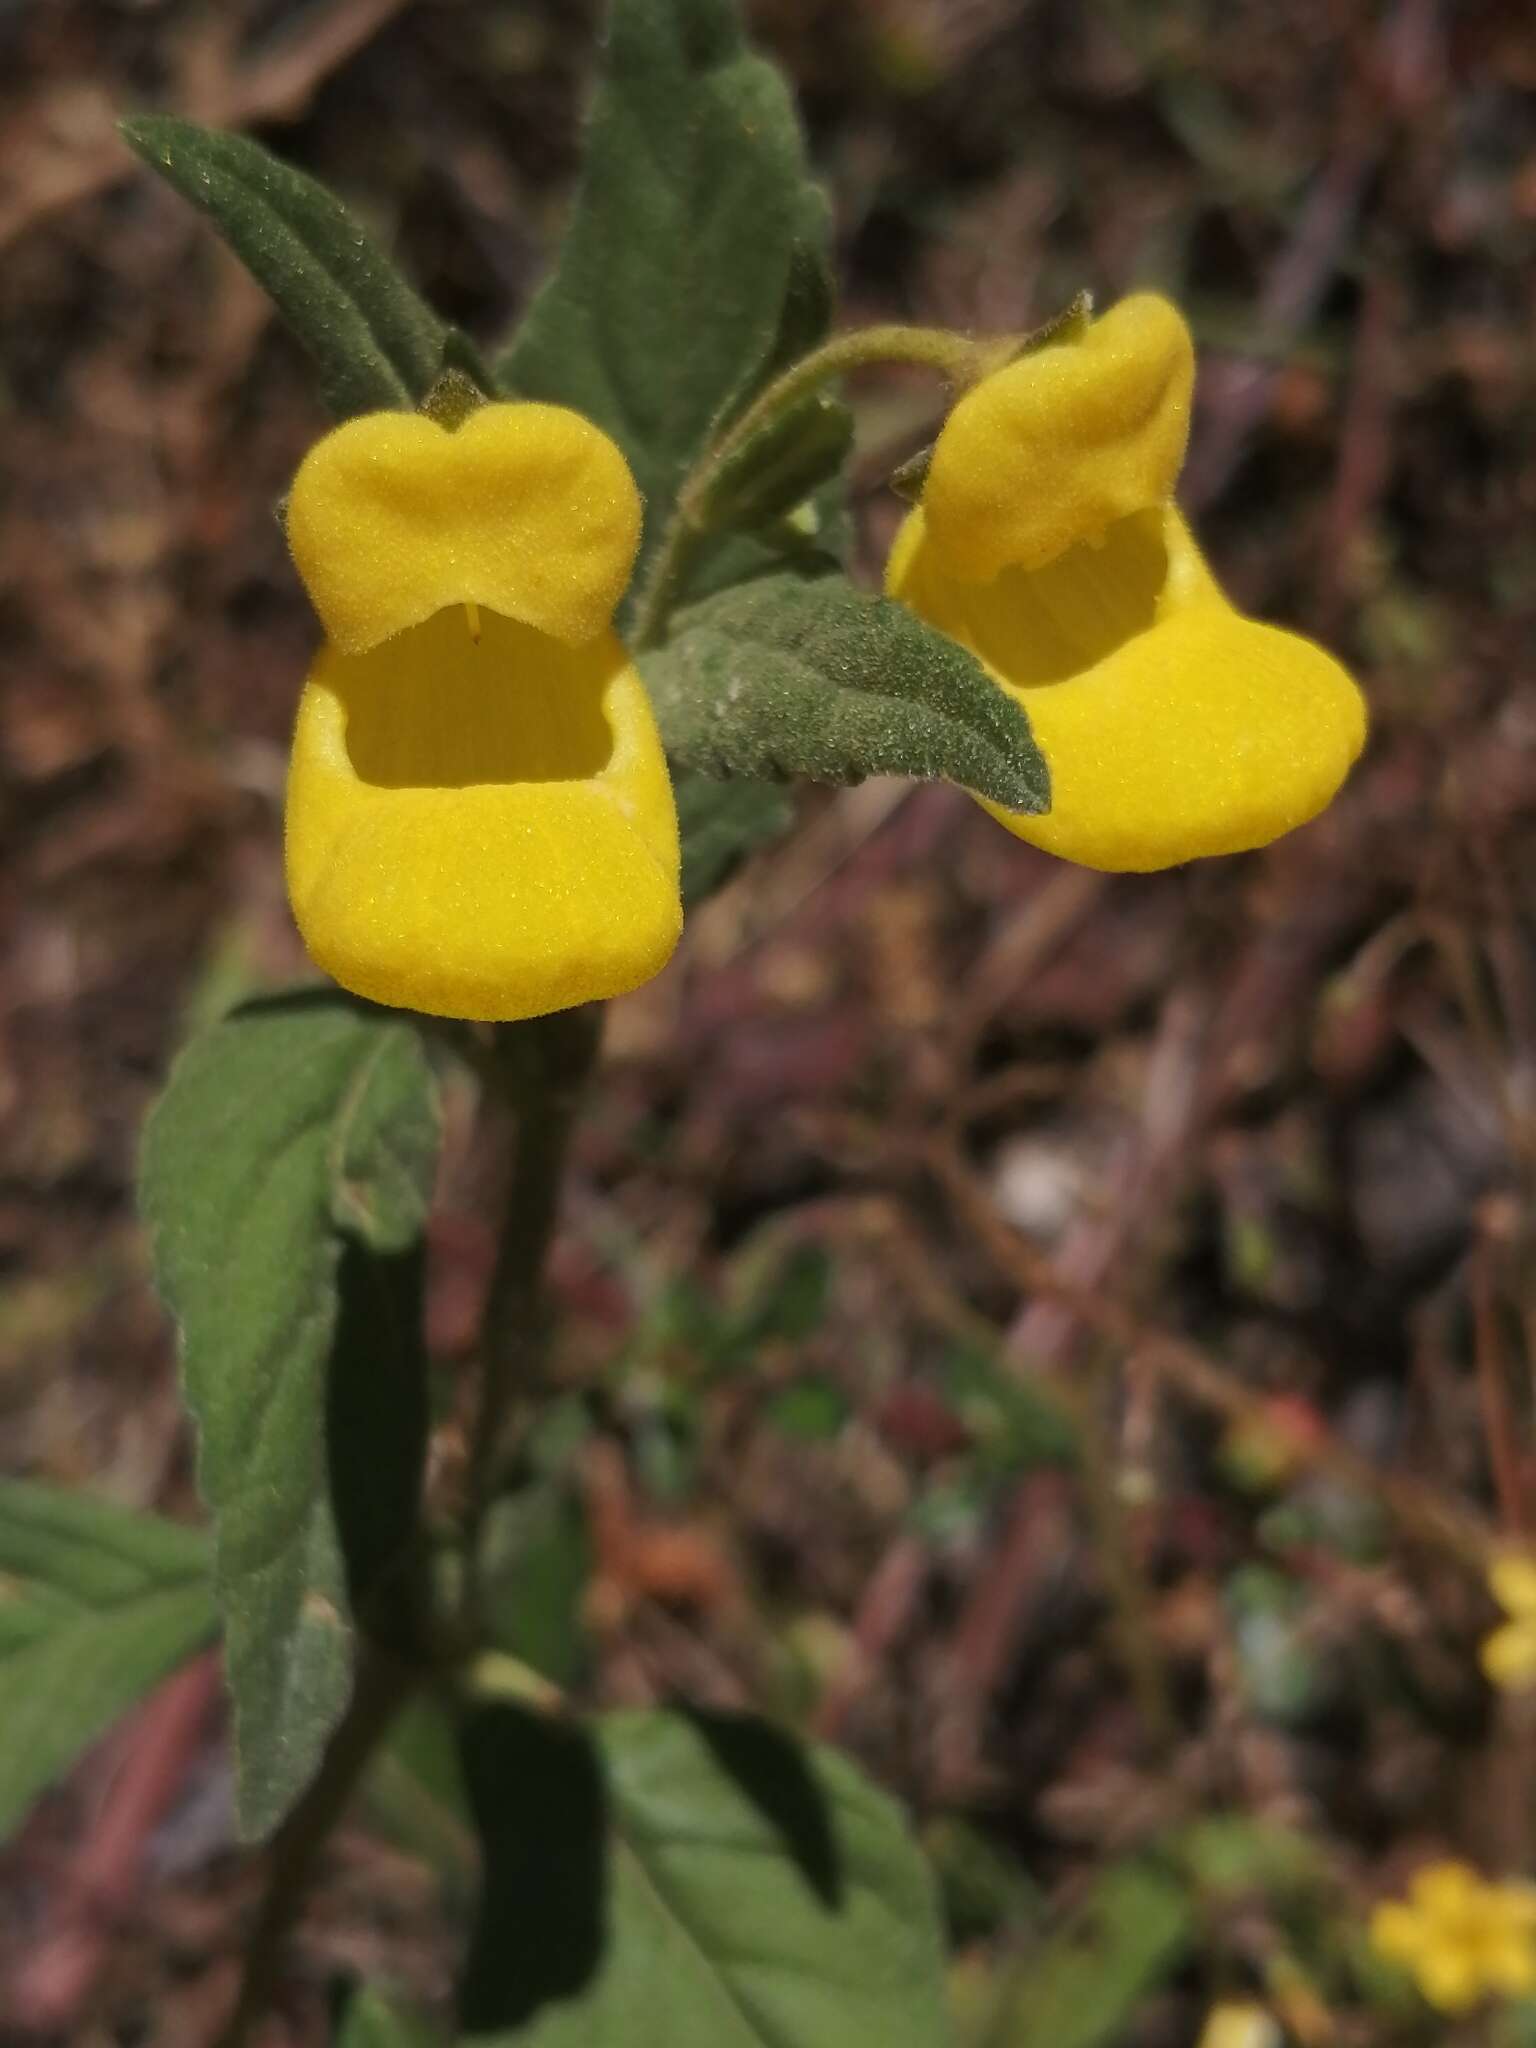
[923,294,1195,585]
[1412,1862,1484,1917]
[1490,1554,1536,1620]
[1414,1946,1483,2015]
[1480,1620,1536,1691]
[888,502,1366,871]
[1369,1901,1425,1964]
[286,403,642,654]
[285,607,681,1021]
[1483,1925,1536,1998]
[1495,1886,1536,1932]
[1488,1950,1536,2001]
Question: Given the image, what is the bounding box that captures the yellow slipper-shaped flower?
[887,294,1368,872]
[283,403,681,1022]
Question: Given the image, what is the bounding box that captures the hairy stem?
[631,322,1001,652]
[693,324,995,509]
[464,1005,604,1572]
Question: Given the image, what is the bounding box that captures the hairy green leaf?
[674,770,796,908]
[140,990,439,1840]
[121,115,446,418]
[0,1484,214,1840]
[642,574,1051,812]
[460,1705,953,2046]
[495,0,832,602]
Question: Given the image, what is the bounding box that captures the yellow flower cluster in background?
[1195,2001,1282,2048]
[1481,1554,1536,1691]
[283,403,681,1022]
[1369,1860,1536,2013]
[888,294,1367,872]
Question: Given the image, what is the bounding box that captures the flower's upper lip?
[285,402,643,657]
[920,293,1196,586]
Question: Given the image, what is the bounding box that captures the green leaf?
[674,770,796,908]
[460,1705,953,2046]
[140,989,440,1840]
[641,574,1051,812]
[363,1695,477,1906]
[121,115,446,418]
[338,1986,440,2048]
[479,1480,591,1689]
[496,0,830,600]
[997,1862,1193,2048]
[0,1484,214,1840]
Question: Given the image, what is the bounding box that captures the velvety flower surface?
[887,294,1367,872]
[283,402,681,1022]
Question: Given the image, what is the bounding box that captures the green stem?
[697,324,994,505]
[464,1005,604,1571]
[630,517,710,656]
[218,1647,416,2048]
[631,322,1002,652]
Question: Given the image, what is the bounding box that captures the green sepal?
[418,367,488,431]
[887,292,1095,508]
[1009,287,1095,361]
[439,324,496,394]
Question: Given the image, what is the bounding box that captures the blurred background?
[4,0,1536,2040]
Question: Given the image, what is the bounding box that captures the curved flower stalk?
[284,403,681,1021]
[887,294,1368,872]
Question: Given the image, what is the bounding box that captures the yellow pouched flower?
[886,294,1367,872]
[283,402,681,1022]
[1369,1860,1536,2014]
